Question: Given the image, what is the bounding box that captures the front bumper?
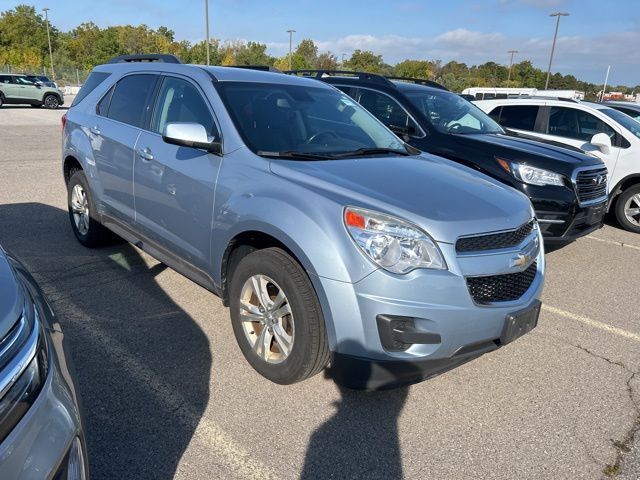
[315,234,545,390]
[0,266,87,479]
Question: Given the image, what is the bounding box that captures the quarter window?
[106,74,159,128]
[0,75,12,84]
[152,77,216,136]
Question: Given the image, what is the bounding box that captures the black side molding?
[107,54,182,64]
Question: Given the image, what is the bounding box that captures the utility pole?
[286,29,296,70]
[545,12,569,90]
[42,7,55,81]
[341,53,347,69]
[204,0,210,65]
[601,65,611,102]
[507,50,518,88]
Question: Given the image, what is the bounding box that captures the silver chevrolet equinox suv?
[62,54,545,390]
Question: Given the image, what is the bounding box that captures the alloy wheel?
[624,194,640,227]
[71,184,90,235]
[239,274,295,364]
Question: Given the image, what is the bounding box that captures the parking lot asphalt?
[0,103,638,480]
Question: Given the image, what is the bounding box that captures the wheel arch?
[63,155,83,184]
[608,174,640,211]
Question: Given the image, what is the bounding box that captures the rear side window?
[495,105,539,131]
[71,72,111,107]
[0,75,12,84]
[107,74,159,128]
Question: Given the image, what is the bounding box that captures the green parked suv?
[0,73,64,109]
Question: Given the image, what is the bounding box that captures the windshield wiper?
[256,150,334,160]
[331,147,412,158]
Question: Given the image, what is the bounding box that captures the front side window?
[356,89,421,135]
[406,89,504,135]
[215,82,408,156]
[547,107,617,142]
[107,74,158,128]
[14,76,36,86]
[152,77,216,136]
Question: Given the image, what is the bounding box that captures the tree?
[394,60,434,79]
[345,49,389,74]
[294,39,318,68]
[233,41,274,66]
[316,52,338,70]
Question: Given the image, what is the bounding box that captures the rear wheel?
[67,169,118,247]
[615,185,640,233]
[0,95,4,108]
[43,94,59,109]
[229,248,329,384]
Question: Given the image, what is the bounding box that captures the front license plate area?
[500,300,541,345]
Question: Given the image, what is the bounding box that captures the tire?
[0,95,3,108]
[43,94,59,109]
[229,247,330,384]
[615,185,640,233]
[67,169,118,247]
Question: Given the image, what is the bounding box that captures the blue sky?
[3,0,639,85]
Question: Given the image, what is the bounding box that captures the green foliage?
[394,60,435,79]
[345,49,391,74]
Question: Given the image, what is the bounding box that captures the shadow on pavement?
[300,341,417,480]
[0,202,211,480]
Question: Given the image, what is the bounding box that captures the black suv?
[288,70,608,242]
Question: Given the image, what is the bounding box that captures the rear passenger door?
[133,75,221,276]
[487,105,542,135]
[91,73,159,225]
[0,76,21,100]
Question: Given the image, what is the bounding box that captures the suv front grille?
[467,262,537,305]
[456,220,534,253]
[574,167,608,205]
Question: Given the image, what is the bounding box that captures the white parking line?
[585,235,640,252]
[542,304,640,342]
[60,301,279,480]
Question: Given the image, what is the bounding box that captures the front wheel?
[615,185,640,233]
[229,248,330,384]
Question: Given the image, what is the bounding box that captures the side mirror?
[590,132,612,154]
[162,122,221,154]
[34,81,43,88]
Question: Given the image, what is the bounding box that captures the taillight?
[61,113,67,131]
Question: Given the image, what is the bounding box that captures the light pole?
[204,0,210,65]
[341,53,347,69]
[42,7,55,81]
[507,50,518,88]
[286,29,296,70]
[545,12,569,90]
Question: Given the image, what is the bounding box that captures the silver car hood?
[270,153,533,243]
[0,250,23,340]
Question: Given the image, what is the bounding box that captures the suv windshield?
[215,82,409,158]
[601,108,640,139]
[405,90,504,135]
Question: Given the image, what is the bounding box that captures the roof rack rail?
[285,69,394,87]
[384,76,449,91]
[228,65,282,73]
[107,54,182,64]
[521,95,579,103]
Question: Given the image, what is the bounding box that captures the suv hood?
[270,153,533,242]
[0,249,24,340]
[461,133,603,173]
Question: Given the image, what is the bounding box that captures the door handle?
[89,125,101,135]
[136,147,154,161]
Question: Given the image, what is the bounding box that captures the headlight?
[344,207,447,274]
[496,158,564,186]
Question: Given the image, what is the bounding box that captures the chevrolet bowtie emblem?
[510,253,532,268]
[510,237,538,269]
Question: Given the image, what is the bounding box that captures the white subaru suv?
[475,98,640,233]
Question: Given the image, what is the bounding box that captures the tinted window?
[497,105,540,131]
[107,74,158,128]
[405,89,503,134]
[216,82,406,155]
[152,77,216,136]
[547,107,616,142]
[357,89,421,134]
[601,108,640,140]
[14,76,36,85]
[0,75,11,84]
[616,107,640,122]
[97,86,114,117]
[71,71,111,107]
